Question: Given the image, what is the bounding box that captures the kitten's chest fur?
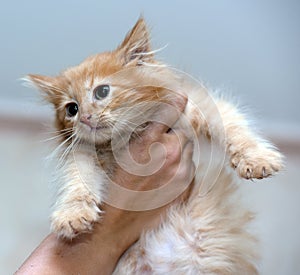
[95,124,151,177]
[96,144,117,177]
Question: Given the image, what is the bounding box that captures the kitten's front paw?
[51,198,101,239]
[231,147,283,180]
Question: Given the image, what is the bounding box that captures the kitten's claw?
[262,167,266,178]
[246,168,252,179]
[231,146,283,180]
[51,198,101,239]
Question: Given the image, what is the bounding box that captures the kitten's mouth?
[80,120,109,131]
[90,126,108,131]
[78,124,111,143]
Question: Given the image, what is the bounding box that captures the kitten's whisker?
[41,128,74,135]
[58,137,75,161]
[72,136,83,156]
[56,133,80,169]
[23,78,65,95]
[48,132,76,162]
[39,129,74,143]
[35,83,66,95]
[110,122,129,148]
[57,142,74,168]
[131,44,168,57]
[140,62,167,68]
[39,132,73,143]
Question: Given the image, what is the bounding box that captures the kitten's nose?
[80,114,94,128]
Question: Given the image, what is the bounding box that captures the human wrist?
[94,213,137,257]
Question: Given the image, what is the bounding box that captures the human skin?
[16,105,194,275]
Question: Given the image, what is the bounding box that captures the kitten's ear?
[25,74,63,104]
[117,17,152,65]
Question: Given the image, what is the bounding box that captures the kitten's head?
[26,18,184,145]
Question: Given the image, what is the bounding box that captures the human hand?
[16,93,195,275]
[101,121,195,254]
[99,93,194,256]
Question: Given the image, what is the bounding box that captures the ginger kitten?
[26,18,283,274]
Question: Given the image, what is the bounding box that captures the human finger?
[144,93,188,136]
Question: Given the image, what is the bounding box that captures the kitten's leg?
[51,149,105,239]
[187,99,283,179]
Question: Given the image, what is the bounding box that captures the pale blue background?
[0,0,299,125]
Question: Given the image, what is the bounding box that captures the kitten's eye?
[94,85,110,100]
[66,102,78,117]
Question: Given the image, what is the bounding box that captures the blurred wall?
[0,0,299,128]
